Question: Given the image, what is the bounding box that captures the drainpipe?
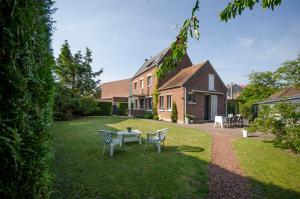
[184,87,186,123]
[128,79,132,116]
[225,92,228,116]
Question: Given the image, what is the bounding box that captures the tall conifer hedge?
[0,0,55,197]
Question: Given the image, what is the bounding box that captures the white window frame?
[133,81,137,91]
[159,95,164,111]
[140,78,144,90]
[167,95,172,111]
[147,75,152,87]
[209,74,215,91]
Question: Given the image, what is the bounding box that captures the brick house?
[100,79,130,114]
[128,47,227,123]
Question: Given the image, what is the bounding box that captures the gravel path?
[207,133,250,199]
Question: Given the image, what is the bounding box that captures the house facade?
[100,79,130,114]
[128,47,227,123]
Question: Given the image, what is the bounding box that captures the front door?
[204,95,209,120]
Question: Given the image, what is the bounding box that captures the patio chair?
[99,130,126,157]
[144,128,168,153]
[214,116,226,129]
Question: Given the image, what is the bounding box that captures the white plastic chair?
[214,116,225,129]
[144,128,168,153]
[99,130,125,157]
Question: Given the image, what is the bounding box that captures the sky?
[52,0,300,85]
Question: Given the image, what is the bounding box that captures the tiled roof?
[100,79,130,100]
[133,46,170,78]
[267,86,300,101]
[158,61,207,90]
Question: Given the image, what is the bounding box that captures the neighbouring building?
[227,83,246,100]
[100,79,130,114]
[129,46,227,123]
[254,86,300,113]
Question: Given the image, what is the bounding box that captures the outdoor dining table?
[117,130,142,145]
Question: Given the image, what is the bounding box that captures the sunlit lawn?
[51,116,211,199]
[234,138,300,199]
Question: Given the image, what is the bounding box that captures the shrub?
[144,112,154,119]
[249,103,300,153]
[0,0,55,197]
[98,102,112,115]
[153,115,159,120]
[80,97,100,116]
[171,102,178,123]
[117,103,128,115]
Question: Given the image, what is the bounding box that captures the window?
[187,93,196,102]
[209,74,215,90]
[167,95,172,110]
[134,82,137,90]
[140,79,144,89]
[140,98,145,110]
[147,75,152,87]
[159,96,164,110]
[147,97,153,110]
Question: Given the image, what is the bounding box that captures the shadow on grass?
[51,116,300,199]
[263,140,291,150]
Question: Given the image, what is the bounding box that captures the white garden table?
[117,130,142,145]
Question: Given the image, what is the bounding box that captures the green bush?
[98,102,112,115]
[144,112,154,119]
[80,97,100,116]
[117,103,128,115]
[171,102,178,123]
[0,0,55,197]
[249,103,300,153]
[153,115,159,120]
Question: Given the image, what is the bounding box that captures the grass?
[51,116,211,199]
[233,138,300,199]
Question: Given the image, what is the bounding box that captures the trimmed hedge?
[117,103,128,115]
[0,1,55,197]
[98,102,112,115]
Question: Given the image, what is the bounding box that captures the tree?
[56,41,103,97]
[0,0,55,197]
[249,103,300,153]
[248,71,278,88]
[275,54,300,87]
[171,102,178,123]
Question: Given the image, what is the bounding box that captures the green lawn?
[233,138,300,199]
[51,116,211,199]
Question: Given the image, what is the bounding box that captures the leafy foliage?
[144,112,154,119]
[117,103,128,116]
[275,54,300,87]
[171,102,178,123]
[0,0,55,197]
[156,0,200,79]
[54,41,103,119]
[238,54,300,119]
[55,40,103,97]
[98,102,112,116]
[249,103,300,153]
[238,84,276,120]
[220,0,282,22]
